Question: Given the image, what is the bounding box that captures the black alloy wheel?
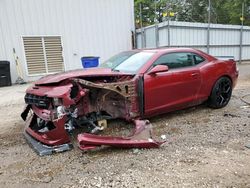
[208,77,232,108]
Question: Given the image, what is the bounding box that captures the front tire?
[208,77,232,109]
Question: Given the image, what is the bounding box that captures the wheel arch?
[209,74,232,96]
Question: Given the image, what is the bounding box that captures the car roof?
[131,48,218,63]
[135,47,200,53]
[130,47,216,59]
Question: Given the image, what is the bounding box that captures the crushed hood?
[35,68,133,85]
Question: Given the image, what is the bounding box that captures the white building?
[0,0,135,83]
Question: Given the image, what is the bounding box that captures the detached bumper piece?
[24,131,73,156]
[78,119,165,151]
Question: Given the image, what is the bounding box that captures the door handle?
[191,73,199,77]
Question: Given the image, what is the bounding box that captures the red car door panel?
[144,71,174,114]
[143,52,202,117]
[170,67,201,106]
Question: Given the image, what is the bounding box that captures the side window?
[153,52,195,69]
[194,54,205,65]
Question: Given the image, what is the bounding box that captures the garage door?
[23,36,64,75]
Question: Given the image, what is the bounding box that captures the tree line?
[135,0,250,27]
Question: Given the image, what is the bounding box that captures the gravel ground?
[0,63,249,188]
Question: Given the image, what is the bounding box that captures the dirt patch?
[0,124,24,147]
[0,64,249,187]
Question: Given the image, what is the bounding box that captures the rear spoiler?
[215,56,235,61]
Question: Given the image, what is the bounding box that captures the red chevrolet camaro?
[21,48,238,155]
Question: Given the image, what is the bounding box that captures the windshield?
[100,51,155,73]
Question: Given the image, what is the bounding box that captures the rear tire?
[208,77,232,109]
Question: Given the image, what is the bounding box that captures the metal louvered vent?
[23,36,64,75]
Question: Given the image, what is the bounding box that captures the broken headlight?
[24,94,51,109]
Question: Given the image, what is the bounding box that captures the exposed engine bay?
[21,75,165,156]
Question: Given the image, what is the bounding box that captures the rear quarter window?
[194,55,205,65]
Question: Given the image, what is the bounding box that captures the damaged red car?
[21,48,238,155]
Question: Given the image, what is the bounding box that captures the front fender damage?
[22,76,167,155]
[78,119,165,151]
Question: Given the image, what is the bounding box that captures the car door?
[143,52,202,117]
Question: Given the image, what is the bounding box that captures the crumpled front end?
[21,75,165,155]
[21,83,80,155]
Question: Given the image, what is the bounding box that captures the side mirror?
[148,65,169,75]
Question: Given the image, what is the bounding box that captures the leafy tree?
[222,0,250,25]
[134,0,250,27]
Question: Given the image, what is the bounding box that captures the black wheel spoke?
[219,95,225,105]
[224,85,231,93]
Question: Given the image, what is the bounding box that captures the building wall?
[0,0,135,82]
[136,21,250,61]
